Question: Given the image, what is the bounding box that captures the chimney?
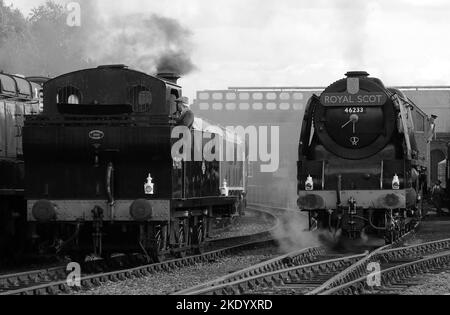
[157,72,181,84]
[345,71,369,78]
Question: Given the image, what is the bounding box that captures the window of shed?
[253,93,263,100]
[239,93,250,100]
[199,92,210,100]
[266,93,277,100]
[213,93,223,100]
[226,103,237,110]
[280,92,291,100]
[293,93,304,100]
[226,93,237,100]
[239,103,250,110]
[280,103,290,110]
[267,103,277,110]
[199,103,210,110]
[253,103,263,110]
[213,103,223,110]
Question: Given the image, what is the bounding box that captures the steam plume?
[335,0,370,68]
[272,211,321,253]
[82,5,196,75]
[0,0,196,77]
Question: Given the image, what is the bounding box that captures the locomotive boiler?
[298,72,432,243]
[22,65,247,261]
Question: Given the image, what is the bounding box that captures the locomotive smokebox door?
[316,71,395,160]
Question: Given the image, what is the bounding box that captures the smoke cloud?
[156,51,196,75]
[272,211,321,253]
[81,4,196,75]
[335,0,371,68]
[0,0,196,77]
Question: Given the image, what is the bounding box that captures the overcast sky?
[7,0,450,100]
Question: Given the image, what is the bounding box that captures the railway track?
[176,215,418,295]
[0,205,285,295]
[206,205,280,250]
[319,239,450,295]
[174,248,344,295]
[180,238,450,295]
[5,205,438,296]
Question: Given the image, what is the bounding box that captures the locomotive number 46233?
[344,107,365,114]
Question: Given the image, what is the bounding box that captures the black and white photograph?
[1,0,450,301]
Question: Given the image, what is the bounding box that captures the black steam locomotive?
[298,72,432,243]
[18,65,247,262]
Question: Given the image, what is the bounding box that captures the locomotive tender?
[298,72,432,243]
[22,65,247,261]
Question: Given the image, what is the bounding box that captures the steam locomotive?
[0,73,45,262]
[1,65,247,263]
[298,72,432,243]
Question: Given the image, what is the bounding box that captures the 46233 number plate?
[344,107,365,114]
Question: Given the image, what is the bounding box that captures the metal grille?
[128,85,152,113]
[57,86,81,104]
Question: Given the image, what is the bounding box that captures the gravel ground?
[208,212,275,240]
[74,247,281,295]
[401,270,450,295]
[402,213,450,246]
[396,212,450,295]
